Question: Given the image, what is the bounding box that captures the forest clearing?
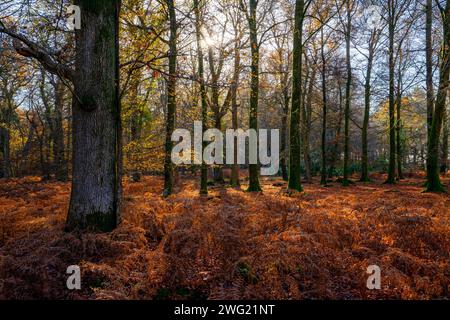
[0,173,448,300]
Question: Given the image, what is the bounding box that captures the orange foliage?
[0,174,448,299]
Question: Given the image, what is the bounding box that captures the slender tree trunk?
[0,127,11,178]
[231,36,241,187]
[21,118,36,174]
[66,0,122,232]
[53,79,68,181]
[426,0,450,192]
[441,101,448,174]
[163,0,177,197]
[247,0,262,192]
[288,0,304,192]
[343,1,352,186]
[213,115,225,183]
[385,0,397,184]
[396,53,404,180]
[302,65,314,183]
[426,0,434,144]
[329,82,343,179]
[281,87,289,181]
[194,0,208,194]
[320,29,328,185]
[361,32,376,182]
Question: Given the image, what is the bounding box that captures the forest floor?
[0,172,448,300]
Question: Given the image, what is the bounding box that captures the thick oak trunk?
[66,0,122,232]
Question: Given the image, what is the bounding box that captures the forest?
[0,0,448,300]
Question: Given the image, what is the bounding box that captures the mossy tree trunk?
[426,0,449,192]
[441,103,448,174]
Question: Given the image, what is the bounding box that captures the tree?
[341,0,355,187]
[229,7,244,187]
[194,0,209,194]
[385,0,398,184]
[288,0,305,192]
[441,100,448,173]
[242,0,262,192]
[163,0,178,197]
[359,3,382,182]
[1,0,123,231]
[426,0,449,192]
[425,0,434,144]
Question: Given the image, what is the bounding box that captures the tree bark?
[66,0,122,232]
[281,85,289,181]
[320,29,328,185]
[426,0,434,145]
[231,33,241,187]
[360,31,376,182]
[0,127,11,178]
[396,51,404,180]
[194,0,209,194]
[53,79,68,181]
[385,0,397,184]
[343,1,352,186]
[247,0,262,192]
[441,101,448,174]
[163,0,177,197]
[288,0,304,192]
[426,0,450,192]
[302,57,314,183]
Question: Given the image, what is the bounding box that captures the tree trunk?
[441,102,448,174]
[360,32,376,182]
[396,52,404,180]
[288,0,304,192]
[302,61,314,183]
[53,79,68,181]
[343,1,352,186]
[329,81,343,179]
[281,86,289,181]
[163,0,177,197]
[247,0,262,192]
[194,0,208,194]
[426,0,449,192]
[231,35,241,187]
[320,29,328,185]
[385,0,397,184]
[426,0,434,145]
[66,0,122,232]
[213,115,225,183]
[0,127,11,178]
